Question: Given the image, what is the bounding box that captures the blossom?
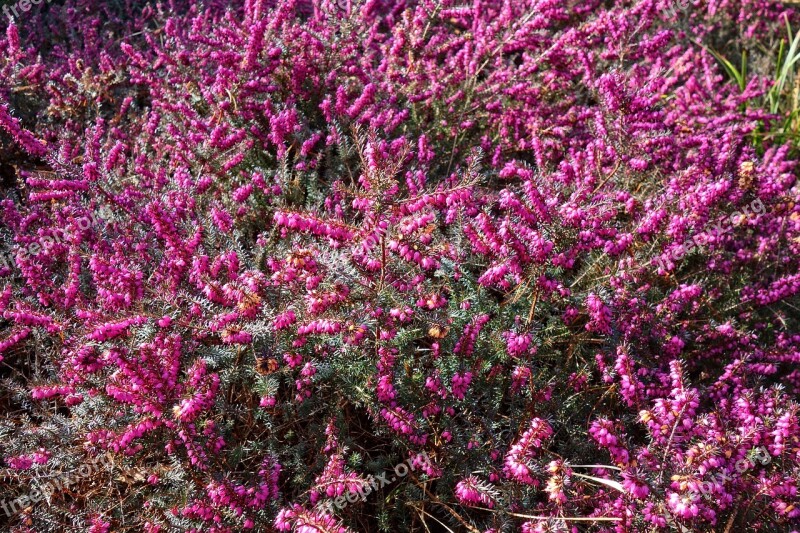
[455,476,496,508]
[0,0,799,530]
[504,418,553,484]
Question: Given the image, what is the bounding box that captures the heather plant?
[0,0,799,532]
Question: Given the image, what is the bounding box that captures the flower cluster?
[455,476,497,509]
[0,0,799,531]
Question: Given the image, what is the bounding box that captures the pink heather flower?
[31,385,75,400]
[455,476,496,508]
[504,331,533,358]
[273,310,297,330]
[88,517,111,533]
[274,505,350,533]
[260,396,276,408]
[5,455,34,470]
[589,419,630,465]
[0,104,47,157]
[511,365,532,393]
[622,470,650,499]
[0,327,31,359]
[451,372,472,400]
[388,307,414,322]
[585,293,612,335]
[221,329,253,344]
[454,314,491,357]
[667,491,700,519]
[297,319,342,336]
[86,316,147,342]
[311,436,368,503]
[504,418,553,484]
[544,460,573,505]
[283,352,303,368]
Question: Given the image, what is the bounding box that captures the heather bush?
[0,0,799,532]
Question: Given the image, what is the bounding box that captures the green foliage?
[707,16,800,150]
